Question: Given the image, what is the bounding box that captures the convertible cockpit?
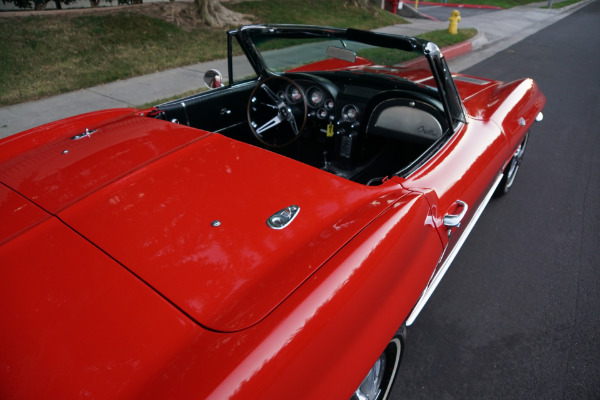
[154,25,463,185]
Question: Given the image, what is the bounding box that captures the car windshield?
[242,27,436,87]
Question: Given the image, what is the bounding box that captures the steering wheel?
[247,76,307,148]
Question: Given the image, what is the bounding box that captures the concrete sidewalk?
[0,0,592,139]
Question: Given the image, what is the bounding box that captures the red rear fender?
[464,78,546,148]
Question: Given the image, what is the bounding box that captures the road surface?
[392,1,600,398]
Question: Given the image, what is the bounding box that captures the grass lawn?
[0,0,405,106]
[0,0,477,107]
[0,14,223,106]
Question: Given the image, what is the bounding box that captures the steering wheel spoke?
[261,83,283,105]
[287,112,299,135]
[261,102,278,110]
[256,114,283,135]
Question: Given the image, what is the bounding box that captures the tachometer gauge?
[307,87,324,107]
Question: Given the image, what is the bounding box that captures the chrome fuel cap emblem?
[71,128,97,140]
[267,205,300,230]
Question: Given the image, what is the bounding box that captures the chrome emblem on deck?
[267,205,300,230]
[71,128,97,140]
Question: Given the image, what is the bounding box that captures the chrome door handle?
[443,200,468,228]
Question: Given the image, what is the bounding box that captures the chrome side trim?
[405,173,504,326]
[181,102,190,126]
[452,75,489,85]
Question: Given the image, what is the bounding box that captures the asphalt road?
[391,1,600,399]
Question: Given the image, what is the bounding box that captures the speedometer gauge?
[285,85,303,103]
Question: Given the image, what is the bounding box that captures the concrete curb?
[403,1,504,9]
[441,39,473,59]
[467,29,489,50]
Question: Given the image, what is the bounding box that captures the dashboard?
[244,71,449,181]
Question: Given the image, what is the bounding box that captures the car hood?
[0,114,407,332]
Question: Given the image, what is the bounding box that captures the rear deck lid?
[42,126,407,332]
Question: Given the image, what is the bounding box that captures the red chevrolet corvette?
[0,25,545,399]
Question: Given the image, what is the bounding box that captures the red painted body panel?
[288,55,374,72]
[0,114,208,213]
[0,112,413,332]
[0,184,49,244]
[58,132,409,332]
[400,119,507,239]
[0,216,201,399]
[0,108,141,164]
[400,77,545,244]
[453,75,500,102]
[463,78,546,149]
[130,192,443,399]
[0,173,438,399]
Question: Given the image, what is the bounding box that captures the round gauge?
[307,87,324,107]
[317,109,328,119]
[342,104,359,122]
[285,85,303,103]
[324,99,334,110]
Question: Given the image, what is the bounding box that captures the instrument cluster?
[280,83,335,119]
[274,76,367,171]
[281,79,360,127]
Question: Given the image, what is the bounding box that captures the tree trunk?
[193,0,251,28]
[344,0,380,10]
[34,0,51,10]
[89,0,100,8]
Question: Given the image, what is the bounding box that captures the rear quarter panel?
[462,77,546,150]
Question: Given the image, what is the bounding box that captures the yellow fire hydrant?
[448,10,461,35]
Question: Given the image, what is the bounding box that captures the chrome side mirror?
[203,69,224,89]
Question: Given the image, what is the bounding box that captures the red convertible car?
[0,25,545,399]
